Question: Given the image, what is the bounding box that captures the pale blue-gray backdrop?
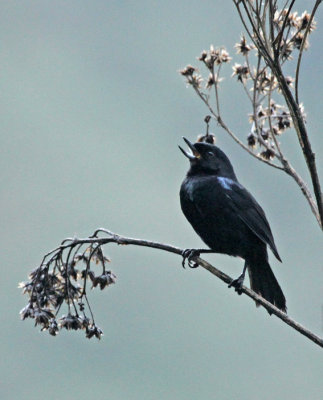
[1,1,322,399]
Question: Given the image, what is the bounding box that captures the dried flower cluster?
[180,45,231,90]
[273,10,316,56]
[179,4,316,161]
[19,242,116,339]
[248,101,294,159]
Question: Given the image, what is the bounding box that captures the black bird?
[179,137,287,313]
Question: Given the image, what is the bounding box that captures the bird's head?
[179,137,237,179]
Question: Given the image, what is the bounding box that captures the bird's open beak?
[178,137,201,160]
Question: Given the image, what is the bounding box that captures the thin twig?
[213,63,222,116]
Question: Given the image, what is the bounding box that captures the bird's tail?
[247,258,287,314]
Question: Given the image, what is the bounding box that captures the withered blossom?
[235,36,254,55]
[20,240,115,339]
[48,292,64,308]
[81,269,95,281]
[20,303,34,320]
[270,126,280,136]
[86,324,103,340]
[198,50,207,61]
[180,65,203,89]
[180,65,197,77]
[48,319,59,336]
[216,48,231,65]
[18,281,33,295]
[292,32,309,50]
[297,11,316,32]
[268,99,279,114]
[260,148,275,160]
[200,45,231,70]
[67,263,78,280]
[274,9,298,28]
[288,11,299,28]
[205,73,222,89]
[92,271,117,290]
[189,74,203,89]
[277,112,292,132]
[280,40,294,60]
[255,70,277,94]
[247,133,256,148]
[34,308,55,328]
[59,314,82,330]
[67,282,82,299]
[232,63,249,82]
[197,134,216,144]
[79,316,91,329]
[257,106,266,118]
[260,128,270,141]
[278,76,294,92]
[248,106,266,124]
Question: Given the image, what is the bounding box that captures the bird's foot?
[228,274,245,295]
[181,249,200,268]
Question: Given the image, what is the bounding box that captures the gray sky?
[1,1,322,399]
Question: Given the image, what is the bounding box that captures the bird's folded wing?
[225,182,281,262]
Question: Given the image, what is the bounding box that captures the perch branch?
[38,228,323,348]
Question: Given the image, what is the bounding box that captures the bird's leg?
[228,262,248,295]
[181,249,215,268]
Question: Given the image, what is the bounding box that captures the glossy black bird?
[179,137,286,313]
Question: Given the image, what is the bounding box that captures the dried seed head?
[86,324,103,340]
[20,303,35,320]
[180,65,197,77]
[232,63,249,82]
[59,314,82,331]
[292,32,309,50]
[198,50,208,61]
[197,134,216,144]
[288,11,299,27]
[20,241,114,340]
[205,73,222,89]
[216,48,231,65]
[297,11,316,32]
[34,308,55,329]
[206,74,215,89]
[235,35,254,55]
[280,40,294,60]
[247,133,256,148]
[48,319,59,336]
[260,148,275,160]
[190,74,203,89]
[92,271,117,290]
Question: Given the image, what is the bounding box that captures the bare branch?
[20,229,323,348]
[275,70,323,227]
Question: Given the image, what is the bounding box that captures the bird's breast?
[180,175,248,255]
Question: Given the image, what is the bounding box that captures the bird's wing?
[223,180,281,261]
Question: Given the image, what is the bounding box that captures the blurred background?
[1,1,322,399]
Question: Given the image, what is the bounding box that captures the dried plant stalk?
[181,0,322,228]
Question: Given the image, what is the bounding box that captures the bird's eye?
[207,152,215,157]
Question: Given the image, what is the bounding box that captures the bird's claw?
[228,274,245,295]
[181,249,200,268]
